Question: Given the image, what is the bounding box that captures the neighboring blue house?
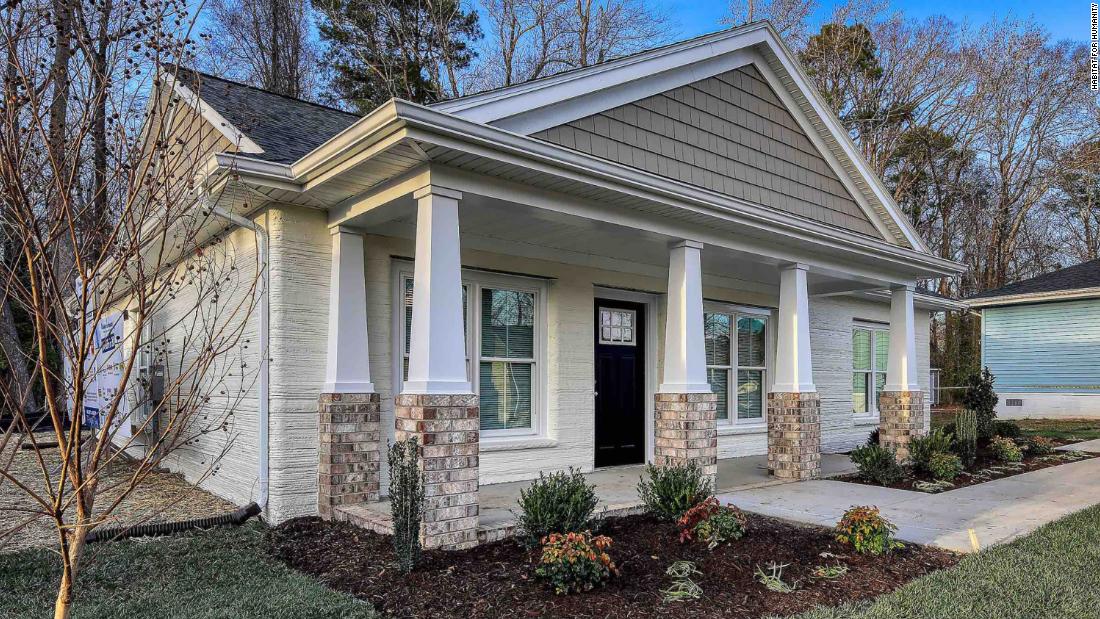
[969,258,1100,419]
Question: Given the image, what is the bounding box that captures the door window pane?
[737,369,763,419]
[737,317,766,367]
[479,361,532,431]
[708,368,729,420]
[704,313,731,366]
[481,289,534,358]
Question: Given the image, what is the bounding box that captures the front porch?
[333,452,857,544]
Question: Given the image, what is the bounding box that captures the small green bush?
[515,468,599,546]
[994,420,1022,439]
[388,437,425,574]
[954,409,978,468]
[535,531,618,595]
[962,368,999,439]
[677,497,748,550]
[835,505,903,555]
[990,436,1023,462]
[909,428,954,473]
[927,452,963,481]
[637,460,712,521]
[1022,435,1056,455]
[850,443,904,486]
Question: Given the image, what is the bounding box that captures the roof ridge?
[165,64,361,119]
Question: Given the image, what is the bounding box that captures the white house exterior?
[969,258,1100,419]
[139,23,962,545]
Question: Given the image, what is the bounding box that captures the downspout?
[208,201,270,517]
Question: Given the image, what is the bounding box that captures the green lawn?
[791,503,1100,619]
[0,523,376,619]
[1014,418,1100,443]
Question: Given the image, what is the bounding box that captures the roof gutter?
[966,287,1100,308]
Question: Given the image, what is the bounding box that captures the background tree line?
[201,0,1100,386]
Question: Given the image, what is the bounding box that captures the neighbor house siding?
[531,64,882,239]
[982,299,1100,419]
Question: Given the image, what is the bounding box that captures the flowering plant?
[535,531,619,594]
[677,497,748,549]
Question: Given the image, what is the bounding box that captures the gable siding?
[531,65,882,238]
[982,299,1100,393]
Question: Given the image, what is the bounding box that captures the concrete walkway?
[720,442,1100,553]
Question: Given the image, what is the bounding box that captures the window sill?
[718,423,767,436]
[853,415,880,426]
[480,436,559,452]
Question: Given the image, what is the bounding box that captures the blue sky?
[663,0,1093,43]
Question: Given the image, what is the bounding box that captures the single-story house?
[968,258,1100,419]
[126,22,962,549]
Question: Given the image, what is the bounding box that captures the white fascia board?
[860,289,968,311]
[432,22,772,123]
[161,73,264,155]
[966,287,1100,308]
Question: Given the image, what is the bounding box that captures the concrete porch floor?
[335,453,856,543]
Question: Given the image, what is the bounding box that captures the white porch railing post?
[879,283,925,460]
[654,240,717,484]
[395,184,479,551]
[767,263,820,480]
[318,227,380,519]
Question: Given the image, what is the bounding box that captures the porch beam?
[404,184,472,395]
[323,227,375,393]
[773,263,815,393]
[658,240,710,393]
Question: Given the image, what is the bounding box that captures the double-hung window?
[852,325,889,415]
[398,266,545,437]
[704,306,770,425]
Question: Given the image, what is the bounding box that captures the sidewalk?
[719,441,1100,553]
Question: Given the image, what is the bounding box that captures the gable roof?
[968,259,1100,307]
[165,67,360,164]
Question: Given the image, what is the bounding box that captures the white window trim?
[852,321,889,420]
[393,261,549,440]
[704,301,773,429]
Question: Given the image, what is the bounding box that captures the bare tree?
[205,0,319,98]
[0,1,264,617]
[723,0,818,45]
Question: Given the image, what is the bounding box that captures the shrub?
[677,497,748,550]
[1022,435,1056,455]
[835,505,903,555]
[389,437,425,574]
[637,461,712,521]
[909,428,954,473]
[927,452,963,481]
[993,420,1022,439]
[535,531,619,595]
[961,368,998,439]
[866,428,880,446]
[516,468,599,546]
[850,443,904,486]
[990,436,1023,462]
[954,409,978,468]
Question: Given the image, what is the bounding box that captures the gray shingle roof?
[968,258,1100,300]
[169,67,361,164]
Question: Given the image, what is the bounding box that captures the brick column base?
[395,393,480,550]
[654,393,718,486]
[878,390,926,462]
[318,392,381,520]
[767,392,821,481]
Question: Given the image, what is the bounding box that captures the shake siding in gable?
[982,299,1100,393]
[531,65,883,238]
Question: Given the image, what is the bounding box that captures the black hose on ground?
[84,502,261,545]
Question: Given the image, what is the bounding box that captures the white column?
[772,263,815,393]
[403,186,472,395]
[658,240,710,393]
[884,283,920,392]
[323,227,375,393]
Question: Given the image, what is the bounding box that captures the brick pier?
[767,392,821,480]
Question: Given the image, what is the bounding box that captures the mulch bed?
[837,447,1099,494]
[267,513,958,619]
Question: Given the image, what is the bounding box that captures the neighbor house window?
[704,307,769,424]
[398,267,545,436]
[852,326,888,415]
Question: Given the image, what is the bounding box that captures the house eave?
[967,287,1100,309]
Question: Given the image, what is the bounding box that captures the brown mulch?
[267,513,958,619]
[838,447,1100,494]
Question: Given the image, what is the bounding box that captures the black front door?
[594,299,646,467]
